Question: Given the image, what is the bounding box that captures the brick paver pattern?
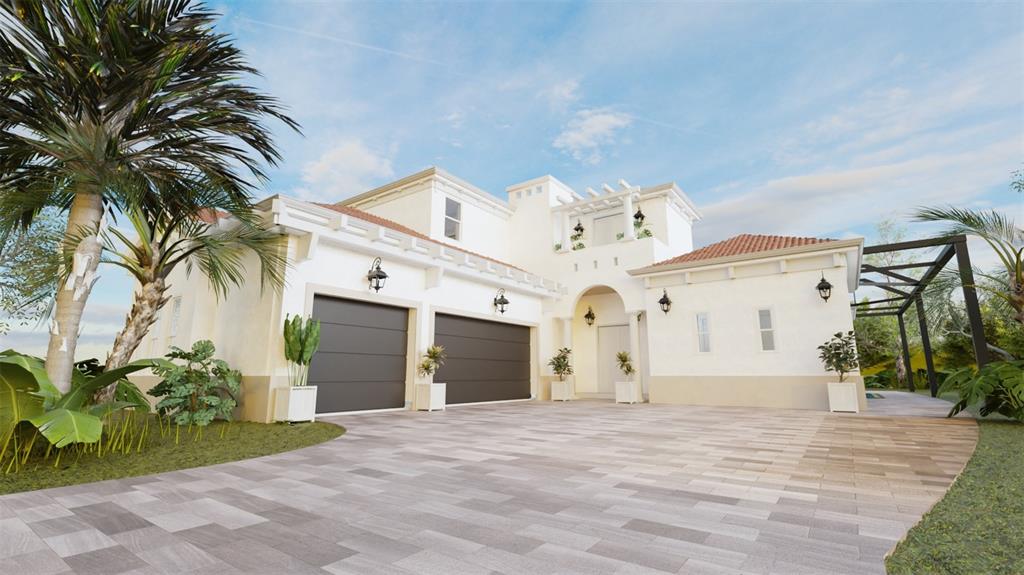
[0,392,977,574]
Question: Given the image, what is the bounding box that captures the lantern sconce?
[493,288,510,314]
[633,207,645,225]
[658,289,672,313]
[584,306,596,326]
[816,273,833,302]
[573,220,585,235]
[366,257,388,292]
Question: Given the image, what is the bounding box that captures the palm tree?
[914,206,1023,326]
[98,201,286,376]
[0,0,298,391]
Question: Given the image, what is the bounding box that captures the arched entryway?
[571,285,643,400]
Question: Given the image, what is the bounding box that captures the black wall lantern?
[493,288,510,314]
[816,273,833,302]
[584,306,596,326]
[658,289,672,313]
[573,220,585,235]
[367,257,388,292]
[633,207,645,225]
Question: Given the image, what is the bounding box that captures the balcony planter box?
[827,382,859,413]
[615,381,638,404]
[416,382,446,411]
[551,378,573,401]
[274,386,318,422]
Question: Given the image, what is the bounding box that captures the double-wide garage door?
[434,313,530,404]
[308,296,530,413]
[308,296,408,414]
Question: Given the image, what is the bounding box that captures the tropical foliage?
[149,340,240,430]
[548,347,573,381]
[818,331,859,382]
[283,314,321,387]
[615,351,635,378]
[941,361,1024,421]
[0,208,62,335]
[0,0,298,392]
[417,345,446,377]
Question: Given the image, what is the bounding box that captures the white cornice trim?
[627,238,864,276]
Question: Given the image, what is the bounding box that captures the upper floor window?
[445,197,461,240]
[696,312,711,353]
[758,308,776,351]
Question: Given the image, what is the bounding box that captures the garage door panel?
[433,335,530,362]
[434,315,529,344]
[316,323,407,355]
[436,359,530,382]
[434,314,530,405]
[314,380,406,413]
[309,295,408,413]
[312,298,407,331]
[308,353,406,383]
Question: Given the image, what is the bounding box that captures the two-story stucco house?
[140,167,865,422]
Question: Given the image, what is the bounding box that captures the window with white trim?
[758,308,776,351]
[444,197,461,240]
[696,312,711,353]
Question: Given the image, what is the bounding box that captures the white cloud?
[442,111,465,129]
[543,78,581,108]
[296,139,396,202]
[552,108,632,165]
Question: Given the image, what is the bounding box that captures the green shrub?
[941,360,1024,421]
[149,341,240,427]
[818,331,860,382]
[548,348,573,381]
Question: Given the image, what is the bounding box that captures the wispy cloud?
[553,108,633,165]
[294,139,396,202]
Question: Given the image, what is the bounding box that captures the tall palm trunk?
[46,192,104,393]
[105,278,169,371]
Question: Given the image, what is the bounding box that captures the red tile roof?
[315,203,526,272]
[651,234,838,267]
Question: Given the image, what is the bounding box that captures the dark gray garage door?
[433,314,530,404]
[308,296,408,413]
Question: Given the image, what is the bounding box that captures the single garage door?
[308,296,408,413]
[433,314,530,404]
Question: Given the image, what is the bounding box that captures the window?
[758,308,776,351]
[696,312,711,353]
[444,197,461,240]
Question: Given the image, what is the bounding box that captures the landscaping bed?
[886,420,1024,574]
[0,419,344,496]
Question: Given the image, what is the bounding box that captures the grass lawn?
[0,419,345,496]
[886,419,1024,574]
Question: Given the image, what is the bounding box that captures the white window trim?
[444,197,461,241]
[756,307,777,352]
[695,311,711,354]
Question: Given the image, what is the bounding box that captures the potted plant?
[276,314,321,422]
[548,347,574,401]
[416,345,447,411]
[614,351,639,404]
[818,331,861,412]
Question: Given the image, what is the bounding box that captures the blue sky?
[2,0,1022,357]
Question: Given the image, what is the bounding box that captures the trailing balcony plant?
[570,229,585,251]
[817,331,860,382]
[149,341,241,434]
[548,348,574,381]
[616,351,636,380]
[417,345,447,378]
[634,219,653,239]
[284,314,321,387]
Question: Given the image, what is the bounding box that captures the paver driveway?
[0,394,977,575]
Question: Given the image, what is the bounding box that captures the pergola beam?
[852,296,906,307]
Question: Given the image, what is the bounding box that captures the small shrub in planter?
[818,331,860,382]
[548,348,573,381]
[150,341,240,432]
[417,345,447,378]
[616,351,635,379]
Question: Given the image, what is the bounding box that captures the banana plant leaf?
[0,356,46,447]
[114,379,152,413]
[28,408,103,448]
[57,358,171,411]
[88,401,142,418]
[0,351,60,409]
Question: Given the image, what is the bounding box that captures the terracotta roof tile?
[651,234,837,267]
[316,203,526,272]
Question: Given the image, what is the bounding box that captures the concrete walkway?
[0,394,977,574]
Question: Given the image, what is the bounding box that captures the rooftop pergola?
[852,234,989,396]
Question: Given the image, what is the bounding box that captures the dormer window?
[444,197,461,240]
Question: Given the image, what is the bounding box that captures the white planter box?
[416,383,446,411]
[274,386,318,422]
[827,381,859,413]
[551,380,572,401]
[615,381,638,404]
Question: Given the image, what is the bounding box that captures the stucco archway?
[570,285,641,399]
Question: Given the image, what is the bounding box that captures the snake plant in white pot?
[276,315,321,422]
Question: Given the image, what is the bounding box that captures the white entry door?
[597,325,630,394]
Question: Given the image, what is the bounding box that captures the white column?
[414,303,432,384]
[628,311,643,402]
[560,211,571,251]
[561,317,572,349]
[622,194,636,240]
